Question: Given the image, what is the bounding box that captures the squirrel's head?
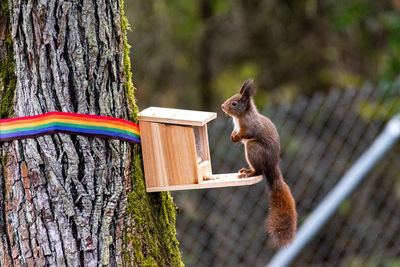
[221,78,256,117]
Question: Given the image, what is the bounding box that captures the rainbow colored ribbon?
[0,112,140,144]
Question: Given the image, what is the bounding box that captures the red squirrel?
[221,79,297,247]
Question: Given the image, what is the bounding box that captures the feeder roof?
[138,107,217,126]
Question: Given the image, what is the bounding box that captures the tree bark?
[0,1,182,266]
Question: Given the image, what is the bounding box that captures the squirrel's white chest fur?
[232,117,240,132]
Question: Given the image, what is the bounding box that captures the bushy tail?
[264,165,297,247]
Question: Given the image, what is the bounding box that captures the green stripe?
[0,122,140,138]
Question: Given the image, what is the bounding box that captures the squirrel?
[221,79,297,247]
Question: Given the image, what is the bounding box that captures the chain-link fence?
[172,83,400,267]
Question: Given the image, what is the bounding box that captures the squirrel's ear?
[239,79,256,98]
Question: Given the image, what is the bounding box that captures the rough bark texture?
[0,0,183,266]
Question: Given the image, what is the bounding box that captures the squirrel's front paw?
[230,131,241,142]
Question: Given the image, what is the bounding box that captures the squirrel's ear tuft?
[239,79,256,98]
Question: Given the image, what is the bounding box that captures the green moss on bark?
[0,1,16,119]
[0,57,16,119]
[120,1,184,266]
[124,148,183,266]
[121,3,138,123]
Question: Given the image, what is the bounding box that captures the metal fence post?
[266,114,400,267]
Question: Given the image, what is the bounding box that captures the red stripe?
[0,130,139,143]
[1,114,139,132]
[1,112,139,129]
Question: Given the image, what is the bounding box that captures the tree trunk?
[0,1,183,266]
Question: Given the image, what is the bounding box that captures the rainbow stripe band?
[0,112,140,144]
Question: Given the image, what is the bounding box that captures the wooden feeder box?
[138,107,263,192]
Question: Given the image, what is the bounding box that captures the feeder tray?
[138,107,263,192]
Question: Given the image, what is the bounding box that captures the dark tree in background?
[0,0,182,266]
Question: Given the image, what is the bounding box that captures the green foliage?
[330,0,376,29]
[126,0,400,111]
[284,137,302,155]
[338,199,352,216]
[213,0,230,16]
[357,99,400,120]
[167,0,200,42]
[214,62,259,99]
[380,13,400,84]
[347,255,400,267]
[394,171,400,201]
[329,0,400,92]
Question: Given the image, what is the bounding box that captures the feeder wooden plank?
[146,173,263,192]
[140,121,199,188]
[138,107,217,126]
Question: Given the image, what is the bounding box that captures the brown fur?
[221,79,297,247]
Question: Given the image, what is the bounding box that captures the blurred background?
[125,1,400,266]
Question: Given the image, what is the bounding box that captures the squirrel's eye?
[232,101,237,106]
